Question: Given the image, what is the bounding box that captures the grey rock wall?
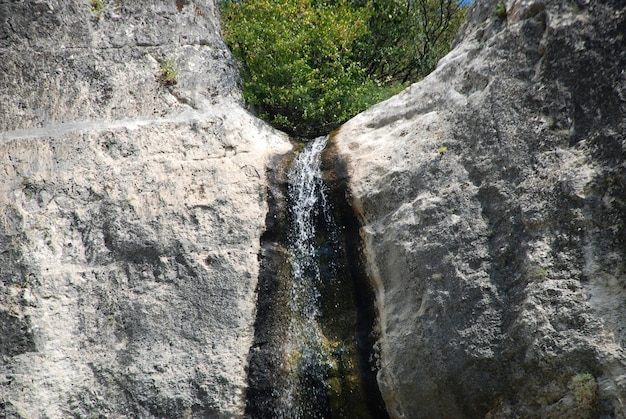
[333,0,626,417]
[0,1,290,417]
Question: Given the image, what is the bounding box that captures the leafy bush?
[220,0,465,137]
[354,0,467,84]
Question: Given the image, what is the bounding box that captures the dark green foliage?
[220,0,465,137]
[494,0,507,19]
[355,0,467,84]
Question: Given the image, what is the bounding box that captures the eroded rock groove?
[246,137,387,418]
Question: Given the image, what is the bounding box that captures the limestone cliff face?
[333,0,626,417]
[0,1,290,417]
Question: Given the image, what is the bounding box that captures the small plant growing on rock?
[571,372,597,408]
[91,0,106,18]
[435,129,447,155]
[527,264,548,281]
[494,0,507,20]
[158,59,178,86]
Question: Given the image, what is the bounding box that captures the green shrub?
[221,0,374,137]
[220,0,465,137]
[354,0,466,84]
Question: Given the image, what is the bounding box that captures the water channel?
[245,136,388,418]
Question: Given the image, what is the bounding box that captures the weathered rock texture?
[333,0,626,417]
[0,1,290,417]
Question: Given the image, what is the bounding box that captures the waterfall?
[246,136,388,419]
[281,136,331,418]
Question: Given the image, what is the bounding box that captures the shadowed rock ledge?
[333,0,626,417]
[0,1,290,417]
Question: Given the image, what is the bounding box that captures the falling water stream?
[246,136,388,418]
[281,136,332,417]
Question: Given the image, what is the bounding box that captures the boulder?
[332,0,626,417]
[0,1,290,417]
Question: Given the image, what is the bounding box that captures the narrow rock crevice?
[322,137,389,419]
[246,138,388,418]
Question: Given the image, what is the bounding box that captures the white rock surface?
[333,0,626,417]
[0,1,290,417]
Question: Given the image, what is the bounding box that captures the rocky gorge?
[1,0,625,418]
